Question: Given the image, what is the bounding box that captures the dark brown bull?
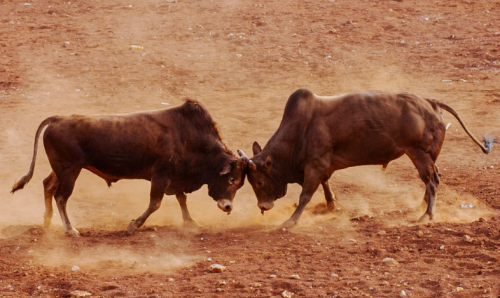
[247,89,496,227]
[12,100,250,236]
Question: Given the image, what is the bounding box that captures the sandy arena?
[1,0,499,297]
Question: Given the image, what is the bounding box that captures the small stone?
[439,245,444,250]
[377,230,386,236]
[479,217,487,222]
[382,281,390,286]
[71,266,80,271]
[207,257,212,261]
[454,287,464,292]
[282,290,293,298]
[210,264,226,273]
[70,290,91,297]
[464,235,473,243]
[417,230,424,237]
[168,278,174,282]
[282,228,287,232]
[382,258,399,265]
[331,273,338,278]
[216,288,223,292]
[289,274,300,279]
[349,239,359,243]
[269,274,277,278]
[217,280,227,286]
[254,283,262,288]
[343,20,352,25]
[400,290,406,296]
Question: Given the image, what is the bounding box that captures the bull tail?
[11,116,60,193]
[433,100,497,154]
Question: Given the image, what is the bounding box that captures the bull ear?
[264,156,272,170]
[220,163,231,175]
[252,141,262,156]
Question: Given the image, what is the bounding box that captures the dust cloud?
[30,243,198,273]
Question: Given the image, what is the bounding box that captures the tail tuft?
[11,175,31,193]
[482,132,498,154]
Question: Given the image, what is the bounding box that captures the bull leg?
[175,192,200,228]
[281,169,323,228]
[42,171,58,228]
[419,180,438,223]
[407,150,439,223]
[433,165,440,185]
[127,176,169,235]
[418,165,440,210]
[53,166,81,237]
[321,180,336,212]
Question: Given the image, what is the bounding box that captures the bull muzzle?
[217,199,233,215]
[257,201,274,215]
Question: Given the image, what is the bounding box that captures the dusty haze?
[1,0,499,296]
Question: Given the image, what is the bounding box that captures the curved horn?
[248,160,257,170]
[237,149,250,161]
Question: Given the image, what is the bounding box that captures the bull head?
[246,141,287,215]
[210,150,250,215]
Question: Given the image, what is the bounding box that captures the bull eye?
[230,177,235,183]
[258,180,263,186]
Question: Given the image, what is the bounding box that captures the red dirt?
[1,0,499,297]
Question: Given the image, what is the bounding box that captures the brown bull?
[247,89,497,227]
[12,100,250,236]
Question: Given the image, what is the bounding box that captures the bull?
[12,99,250,236]
[246,89,497,227]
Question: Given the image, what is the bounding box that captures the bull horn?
[249,160,257,170]
[237,149,250,161]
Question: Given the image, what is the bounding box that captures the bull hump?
[283,89,315,117]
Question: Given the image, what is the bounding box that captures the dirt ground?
[1,0,500,297]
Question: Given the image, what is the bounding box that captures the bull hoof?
[418,213,433,224]
[183,220,200,229]
[66,228,80,237]
[280,219,297,229]
[326,202,336,212]
[127,221,138,235]
[43,218,52,229]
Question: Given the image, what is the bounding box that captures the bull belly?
[332,147,403,169]
[85,164,149,181]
